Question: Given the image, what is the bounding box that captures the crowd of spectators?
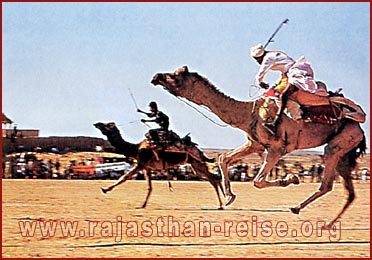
[3,151,369,183]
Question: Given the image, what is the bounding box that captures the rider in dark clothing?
[137,101,169,144]
[138,101,215,163]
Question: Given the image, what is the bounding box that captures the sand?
[2,179,370,258]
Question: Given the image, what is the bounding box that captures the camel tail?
[357,134,367,157]
[346,134,367,170]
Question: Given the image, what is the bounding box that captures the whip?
[127,88,150,128]
[249,18,289,98]
[263,18,289,48]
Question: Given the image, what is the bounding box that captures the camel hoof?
[286,174,300,185]
[292,175,300,185]
[101,187,108,194]
[218,206,224,210]
[323,221,339,230]
[290,207,300,214]
[322,224,332,230]
[226,194,236,206]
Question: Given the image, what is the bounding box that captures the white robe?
[255,51,327,96]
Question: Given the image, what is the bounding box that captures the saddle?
[300,93,366,124]
[145,130,182,148]
[263,89,366,125]
[144,130,214,163]
[301,104,342,124]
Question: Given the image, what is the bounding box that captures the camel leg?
[101,165,142,193]
[290,124,364,224]
[325,147,358,228]
[326,168,355,228]
[166,170,174,192]
[168,180,174,192]
[218,139,265,206]
[253,148,299,188]
[209,175,225,210]
[142,170,152,208]
[190,159,224,209]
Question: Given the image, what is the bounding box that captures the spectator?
[317,163,324,182]
[309,164,316,182]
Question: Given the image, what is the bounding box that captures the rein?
[117,120,150,128]
[174,95,229,128]
[117,120,140,127]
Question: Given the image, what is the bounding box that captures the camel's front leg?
[101,165,142,193]
[167,181,174,192]
[218,139,265,206]
[253,149,299,189]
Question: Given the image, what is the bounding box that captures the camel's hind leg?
[142,170,152,208]
[327,162,356,228]
[326,140,364,227]
[101,165,142,193]
[168,180,174,192]
[290,123,365,226]
[190,159,224,209]
[219,139,265,206]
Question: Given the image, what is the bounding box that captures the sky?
[2,2,370,151]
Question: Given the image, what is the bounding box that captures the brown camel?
[151,66,366,227]
[94,122,224,209]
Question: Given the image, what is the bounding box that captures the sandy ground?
[2,179,370,258]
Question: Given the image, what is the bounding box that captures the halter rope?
[174,96,229,128]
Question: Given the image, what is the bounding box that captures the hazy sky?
[3,2,370,150]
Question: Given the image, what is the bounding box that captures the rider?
[137,101,169,144]
[250,43,330,134]
[138,101,215,163]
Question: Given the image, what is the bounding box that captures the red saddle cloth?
[263,88,278,98]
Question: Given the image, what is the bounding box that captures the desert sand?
[2,179,370,258]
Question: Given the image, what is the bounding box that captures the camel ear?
[182,66,189,73]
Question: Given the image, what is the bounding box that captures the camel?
[151,66,366,227]
[94,122,224,209]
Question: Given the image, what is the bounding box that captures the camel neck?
[189,77,253,130]
[107,130,139,158]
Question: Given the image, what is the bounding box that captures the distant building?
[2,113,13,124]
[2,113,39,138]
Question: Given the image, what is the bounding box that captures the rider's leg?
[263,93,288,134]
[149,129,160,143]
[263,85,330,134]
[262,76,289,135]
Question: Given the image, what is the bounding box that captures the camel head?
[94,122,118,137]
[151,66,202,102]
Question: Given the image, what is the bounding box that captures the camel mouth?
[94,122,103,128]
[150,79,159,86]
[151,73,180,97]
[94,122,116,131]
[151,74,163,86]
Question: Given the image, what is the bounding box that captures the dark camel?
[151,66,366,227]
[94,122,224,208]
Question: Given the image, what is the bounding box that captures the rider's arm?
[137,109,153,117]
[255,53,276,84]
[141,119,156,123]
